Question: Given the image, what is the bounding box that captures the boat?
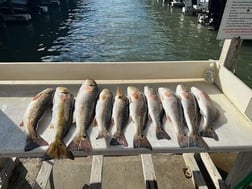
[170,0,185,8]
[182,0,208,15]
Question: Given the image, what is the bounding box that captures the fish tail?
[68,136,92,152]
[189,134,209,150]
[43,139,74,160]
[200,128,219,141]
[177,133,188,148]
[24,136,49,151]
[156,127,171,140]
[96,130,111,140]
[110,132,128,147]
[133,135,152,150]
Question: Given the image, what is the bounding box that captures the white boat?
[182,0,208,15]
[171,0,184,8]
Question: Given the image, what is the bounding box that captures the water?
[0,0,251,87]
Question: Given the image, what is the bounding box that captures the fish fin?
[200,128,219,141]
[177,134,188,148]
[19,121,24,127]
[133,135,152,150]
[110,132,128,147]
[43,139,74,160]
[49,123,54,129]
[96,130,111,140]
[93,119,98,127]
[156,127,171,140]
[214,110,220,121]
[24,136,49,151]
[189,135,209,150]
[68,136,92,152]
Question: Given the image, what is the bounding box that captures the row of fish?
[20,79,220,160]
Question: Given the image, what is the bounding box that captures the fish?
[158,87,188,147]
[176,84,209,150]
[68,79,99,152]
[20,88,55,152]
[191,86,219,141]
[43,87,75,160]
[144,86,170,140]
[127,86,152,150]
[110,87,129,146]
[95,88,113,140]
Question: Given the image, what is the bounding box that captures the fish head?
[127,86,141,101]
[99,88,113,101]
[84,79,97,87]
[56,87,70,94]
[80,79,98,92]
[54,87,72,102]
[176,84,188,94]
[43,88,55,95]
[144,85,156,96]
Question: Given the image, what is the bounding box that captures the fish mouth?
[127,86,139,94]
[85,79,97,86]
[56,87,70,94]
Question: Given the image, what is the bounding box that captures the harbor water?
[0,0,251,87]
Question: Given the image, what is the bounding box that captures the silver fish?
[144,86,170,140]
[110,87,129,146]
[191,86,219,141]
[43,87,75,160]
[127,86,152,150]
[95,88,113,139]
[176,84,208,150]
[68,79,99,152]
[20,88,55,151]
[158,87,187,147]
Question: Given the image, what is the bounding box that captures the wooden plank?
[0,157,19,189]
[183,153,208,189]
[89,155,103,189]
[200,153,227,189]
[141,154,158,189]
[0,61,211,80]
[33,160,54,189]
[225,152,252,188]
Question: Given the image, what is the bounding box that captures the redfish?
[21,88,55,151]
[43,87,75,160]
[68,79,99,152]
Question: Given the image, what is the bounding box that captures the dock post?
[219,38,243,74]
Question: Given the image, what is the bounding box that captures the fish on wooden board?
[95,88,113,140]
[176,84,209,150]
[110,87,129,146]
[191,86,219,141]
[20,88,55,152]
[127,86,152,150]
[43,87,75,160]
[158,87,188,148]
[144,86,170,140]
[68,79,99,152]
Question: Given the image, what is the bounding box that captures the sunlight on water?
[0,0,251,87]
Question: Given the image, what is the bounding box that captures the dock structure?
[0,35,251,188]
